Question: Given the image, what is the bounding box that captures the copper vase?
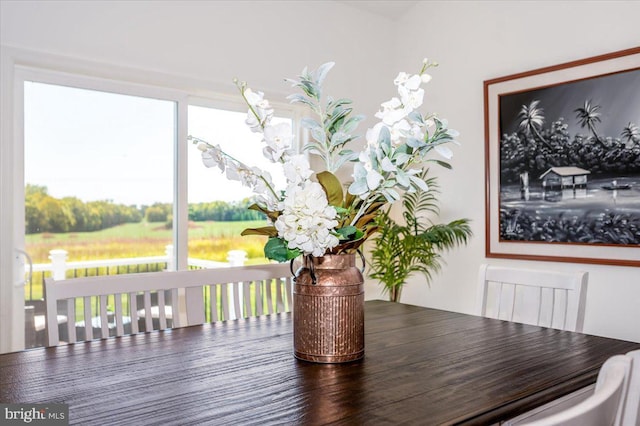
[293,253,365,363]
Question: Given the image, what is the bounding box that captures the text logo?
[1,404,68,425]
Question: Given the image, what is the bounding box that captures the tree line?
[25,184,264,234]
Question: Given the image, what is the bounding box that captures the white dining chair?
[476,264,588,332]
[622,349,640,426]
[45,263,292,346]
[520,354,632,426]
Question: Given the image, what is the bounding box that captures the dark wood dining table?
[2,300,639,425]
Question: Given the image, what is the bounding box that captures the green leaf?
[408,110,424,124]
[330,131,350,148]
[341,115,365,134]
[286,94,316,109]
[241,226,278,237]
[430,159,452,169]
[325,107,352,132]
[334,206,349,215]
[334,151,358,170]
[336,226,357,240]
[378,126,391,148]
[247,203,279,221]
[327,98,353,110]
[311,127,326,144]
[393,152,412,165]
[316,171,344,206]
[315,62,335,86]
[301,117,322,130]
[407,137,425,148]
[264,237,300,262]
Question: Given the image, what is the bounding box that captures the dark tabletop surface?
[2,300,639,425]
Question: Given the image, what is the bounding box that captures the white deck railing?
[30,245,245,278]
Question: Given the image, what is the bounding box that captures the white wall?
[391,1,640,343]
[0,0,395,105]
[1,0,638,344]
[0,0,395,352]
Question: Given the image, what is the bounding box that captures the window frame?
[0,47,304,352]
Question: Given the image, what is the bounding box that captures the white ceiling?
[336,0,421,20]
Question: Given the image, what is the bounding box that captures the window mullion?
[174,98,189,271]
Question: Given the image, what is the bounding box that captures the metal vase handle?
[290,250,365,285]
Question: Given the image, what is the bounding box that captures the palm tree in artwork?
[517,100,551,148]
[574,100,604,147]
[621,122,639,148]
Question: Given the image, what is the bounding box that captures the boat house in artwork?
[539,166,591,189]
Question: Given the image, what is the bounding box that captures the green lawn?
[25,220,270,301]
[26,219,269,262]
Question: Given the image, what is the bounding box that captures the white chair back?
[476,264,588,332]
[45,263,292,346]
[622,349,640,426]
[522,354,632,426]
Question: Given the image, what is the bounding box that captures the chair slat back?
[45,263,292,346]
[204,275,293,322]
[477,264,588,332]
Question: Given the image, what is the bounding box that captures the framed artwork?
[484,47,640,267]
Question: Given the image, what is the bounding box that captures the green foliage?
[286,62,363,172]
[188,199,265,222]
[264,237,300,262]
[369,171,472,302]
[25,185,266,235]
[316,171,344,206]
[145,204,171,223]
[25,185,142,234]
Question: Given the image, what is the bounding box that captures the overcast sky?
[24,82,287,206]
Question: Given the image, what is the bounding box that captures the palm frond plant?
[575,100,604,147]
[369,170,472,302]
[517,100,552,149]
[621,122,639,149]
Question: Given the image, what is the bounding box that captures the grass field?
[26,220,269,263]
[25,220,270,301]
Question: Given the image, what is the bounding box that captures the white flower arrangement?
[190,59,460,262]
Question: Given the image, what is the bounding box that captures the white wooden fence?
[30,245,246,279]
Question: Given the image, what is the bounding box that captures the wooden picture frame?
[484,47,640,267]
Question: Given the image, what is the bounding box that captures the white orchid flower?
[390,120,412,145]
[243,88,260,105]
[263,122,293,162]
[375,97,409,126]
[245,112,262,133]
[365,122,387,148]
[243,88,274,132]
[252,168,273,194]
[394,72,422,89]
[398,86,425,111]
[376,106,409,126]
[201,145,226,172]
[394,72,410,86]
[283,154,313,186]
